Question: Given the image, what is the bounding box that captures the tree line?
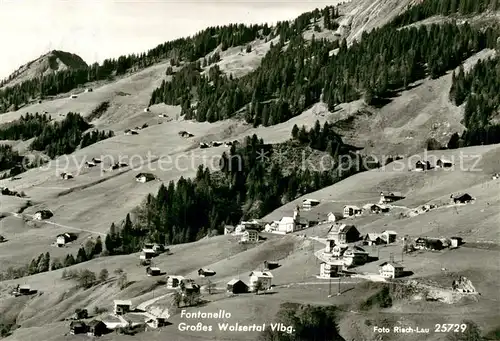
[0,23,271,113]
[0,112,113,176]
[104,130,370,254]
[0,236,102,281]
[449,58,500,147]
[391,0,499,27]
[150,18,497,127]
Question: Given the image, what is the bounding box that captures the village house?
[145,306,170,328]
[199,142,209,148]
[264,260,279,270]
[59,172,73,180]
[142,248,156,259]
[320,261,346,278]
[234,220,260,234]
[166,275,185,288]
[249,271,273,291]
[198,268,216,277]
[146,267,161,276]
[381,230,398,244]
[302,198,320,211]
[379,262,404,279]
[135,173,156,183]
[85,88,93,92]
[113,300,132,315]
[415,237,427,249]
[331,244,349,257]
[368,204,389,214]
[56,233,73,247]
[181,281,201,295]
[87,320,107,336]
[240,228,259,243]
[327,223,360,244]
[450,193,474,204]
[379,192,405,204]
[33,210,53,220]
[436,159,453,168]
[363,233,383,246]
[343,205,362,218]
[415,160,431,171]
[224,225,235,235]
[450,237,463,248]
[70,94,78,99]
[210,141,223,147]
[343,246,369,266]
[144,107,150,112]
[12,284,32,296]
[327,212,342,223]
[85,160,96,168]
[70,321,87,335]
[227,279,249,294]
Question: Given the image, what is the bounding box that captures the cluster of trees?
[61,268,114,289]
[172,288,202,308]
[291,120,352,157]
[0,23,270,112]
[81,130,114,149]
[0,145,23,172]
[151,18,496,126]
[86,101,110,121]
[259,303,341,341]
[391,0,499,27]
[0,236,103,281]
[105,133,367,252]
[450,60,500,146]
[0,112,51,140]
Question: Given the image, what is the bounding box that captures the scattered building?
[142,248,156,259]
[302,199,320,211]
[381,230,398,244]
[379,192,405,204]
[70,94,78,99]
[249,271,273,291]
[319,261,345,277]
[181,281,200,295]
[158,114,168,118]
[85,161,96,168]
[415,237,427,249]
[363,233,383,246]
[450,193,474,204]
[59,172,74,180]
[343,246,369,266]
[70,321,87,335]
[224,225,235,235]
[368,204,389,214]
[415,160,431,171]
[264,260,279,270]
[327,223,360,244]
[85,88,93,93]
[145,306,170,328]
[240,228,259,243]
[450,237,463,248]
[33,210,53,220]
[436,159,453,168]
[135,173,156,183]
[166,276,185,288]
[227,279,249,294]
[144,107,150,112]
[343,205,362,218]
[92,157,102,163]
[379,262,404,279]
[327,212,342,222]
[199,142,209,149]
[146,267,161,276]
[210,141,223,147]
[56,233,74,247]
[87,320,107,336]
[114,300,132,315]
[198,268,216,277]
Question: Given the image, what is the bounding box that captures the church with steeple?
[276,205,308,234]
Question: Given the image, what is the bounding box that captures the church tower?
[293,205,300,221]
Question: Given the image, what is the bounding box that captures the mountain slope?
[0,50,88,89]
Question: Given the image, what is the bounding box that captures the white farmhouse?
[379,262,404,279]
[276,206,307,234]
[249,271,273,291]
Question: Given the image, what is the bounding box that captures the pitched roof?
[344,205,361,210]
[87,320,105,327]
[250,271,273,278]
[365,233,381,240]
[379,261,403,269]
[382,230,398,235]
[328,223,357,234]
[114,300,132,306]
[383,191,403,197]
[149,267,161,271]
[280,217,295,224]
[227,279,247,285]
